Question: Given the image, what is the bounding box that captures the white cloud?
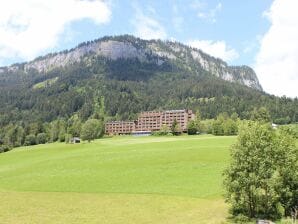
[191,1,222,23]
[132,4,167,40]
[0,0,111,62]
[255,0,298,98]
[188,40,239,62]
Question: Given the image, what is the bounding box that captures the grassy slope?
[0,135,234,224]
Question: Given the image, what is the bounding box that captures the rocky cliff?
[0,35,262,90]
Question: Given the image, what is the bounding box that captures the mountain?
[0,35,262,90]
[0,35,296,131]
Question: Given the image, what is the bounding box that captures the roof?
[71,137,80,140]
[106,121,135,124]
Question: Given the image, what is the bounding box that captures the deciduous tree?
[81,119,102,142]
[224,122,298,221]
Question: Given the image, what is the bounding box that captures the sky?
[0,0,297,98]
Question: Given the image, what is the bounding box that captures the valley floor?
[0,191,227,224]
[0,135,235,223]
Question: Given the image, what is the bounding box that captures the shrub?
[0,145,11,153]
[65,134,73,144]
[152,125,170,136]
[24,134,37,146]
[81,119,103,142]
[36,133,47,144]
[58,132,66,142]
[187,120,197,135]
[171,119,182,136]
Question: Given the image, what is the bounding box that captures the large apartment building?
[104,121,135,135]
[105,109,195,135]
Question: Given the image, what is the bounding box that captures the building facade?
[105,109,195,135]
[104,121,135,135]
[135,111,163,132]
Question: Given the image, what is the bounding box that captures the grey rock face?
[190,49,262,90]
[3,36,262,90]
[24,40,147,72]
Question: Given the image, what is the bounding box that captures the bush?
[24,134,37,146]
[0,145,11,153]
[229,214,252,223]
[81,119,103,142]
[58,132,66,142]
[152,131,172,136]
[64,134,73,144]
[274,117,291,125]
[171,119,182,136]
[212,114,238,136]
[200,119,213,134]
[152,125,171,136]
[187,120,197,135]
[36,133,47,144]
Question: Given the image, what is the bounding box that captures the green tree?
[231,112,239,121]
[64,133,73,144]
[67,115,82,137]
[171,119,181,135]
[195,110,204,133]
[24,134,37,146]
[93,94,105,122]
[224,122,298,221]
[195,110,201,122]
[4,125,24,147]
[200,119,213,134]
[36,133,47,144]
[273,127,298,216]
[153,124,170,136]
[0,145,11,153]
[251,107,271,123]
[58,119,66,142]
[212,119,224,135]
[48,119,67,142]
[187,120,197,135]
[81,119,102,142]
[28,122,44,135]
[49,120,60,142]
[223,118,238,135]
[212,113,238,136]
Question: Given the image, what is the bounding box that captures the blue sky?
[0,0,297,97]
[54,0,273,66]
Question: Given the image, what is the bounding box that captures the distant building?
[135,111,163,132]
[105,109,195,135]
[105,121,135,135]
[257,220,275,224]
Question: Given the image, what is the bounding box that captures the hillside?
[0,35,297,132]
[0,135,233,224]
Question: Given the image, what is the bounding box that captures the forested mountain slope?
[0,35,297,129]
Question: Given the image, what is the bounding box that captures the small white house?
[257,220,275,224]
[70,137,81,144]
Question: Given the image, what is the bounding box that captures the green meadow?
[0,135,235,224]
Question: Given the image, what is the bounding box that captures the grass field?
[0,135,235,223]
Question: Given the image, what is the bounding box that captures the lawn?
[0,135,235,224]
